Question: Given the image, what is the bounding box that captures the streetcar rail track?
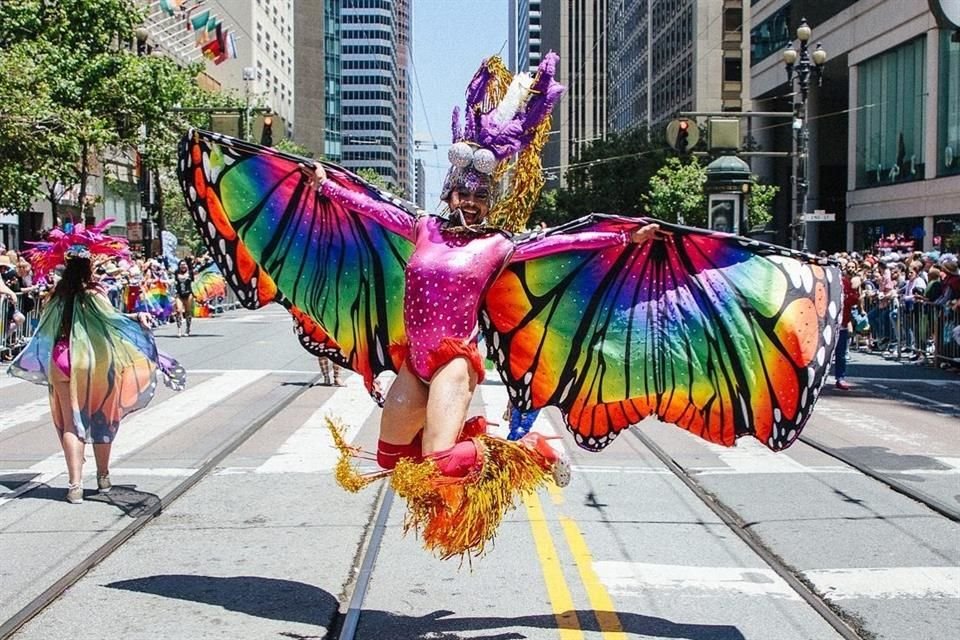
[798,435,960,523]
[0,373,322,640]
[330,484,395,640]
[629,429,869,640]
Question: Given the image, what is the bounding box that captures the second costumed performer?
[177,52,841,559]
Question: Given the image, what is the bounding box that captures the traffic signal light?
[677,120,690,153]
[666,118,699,153]
[260,115,274,147]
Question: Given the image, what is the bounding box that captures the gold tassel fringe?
[326,416,385,493]
[390,435,552,560]
[488,118,551,232]
[483,55,555,233]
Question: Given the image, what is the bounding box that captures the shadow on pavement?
[0,473,38,491]
[106,575,337,627]
[846,360,959,382]
[106,575,746,639]
[14,483,160,518]
[834,446,952,473]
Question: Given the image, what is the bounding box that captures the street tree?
[555,127,667,222]
[746,182,778,230]
[0,0,240,231]
[645,157,780,230]
[645,157,708,226]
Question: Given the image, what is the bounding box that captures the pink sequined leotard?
[321,180,631,381]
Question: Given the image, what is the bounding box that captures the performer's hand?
[136,312,153,329]
[310,162,327,190]
[630,223,659,244]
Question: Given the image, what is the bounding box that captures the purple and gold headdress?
[442,52,565,231]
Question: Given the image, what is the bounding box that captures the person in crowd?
[318,357,342,386]
[7,221,185,503]
[0,277,14,304]
[172,259,194,337]
[834,266,858,390]
[924,267,943,302]
[938,255,960,304]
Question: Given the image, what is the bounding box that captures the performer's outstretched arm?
[311,163,417,240]
[511,220,658,262]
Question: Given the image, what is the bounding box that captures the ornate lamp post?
[783,19,827,251]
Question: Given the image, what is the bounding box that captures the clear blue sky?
[412,0,508,210]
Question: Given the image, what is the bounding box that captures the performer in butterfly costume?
[178,53,841,558]
[8,220,186,503]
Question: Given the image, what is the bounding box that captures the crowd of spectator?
[1,242,221,361]
[826,248,960,365]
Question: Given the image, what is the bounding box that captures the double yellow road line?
[523,484,627,640]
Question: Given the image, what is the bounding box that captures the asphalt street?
[1,305,958,640]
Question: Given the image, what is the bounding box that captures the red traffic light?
[263,116,273,126]
[666,118,698,152]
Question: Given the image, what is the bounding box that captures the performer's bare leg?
[60,431,85,486]
[379,363,428,445]
[422,357,478,455]
[93,443,112,477]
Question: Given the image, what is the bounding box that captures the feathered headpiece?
[442,52,565,231]
[27,218,129,278]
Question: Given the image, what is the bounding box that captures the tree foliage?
[644,157,780,230]
[356,168,391,192]
[746,182,778,229]
[553,127,667,222]
[0,0,239,235]
[645,157,708,226]
[274,138,314,159]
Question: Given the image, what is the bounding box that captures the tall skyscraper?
[415,158,426,209]
[539,0,607,187]
[607,0,751,133]
[293,0,339,159]
[394,0,414,196]
[340,0,413,195]
[514,0,543,74]
[323,0,343,161]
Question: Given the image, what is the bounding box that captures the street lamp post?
[783,19,827,251]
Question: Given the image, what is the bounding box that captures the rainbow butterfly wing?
[71,294,163,440]
[9,293,185,442]
[191,265,228,302]
[481,215,841,452]
[177,130,414,387]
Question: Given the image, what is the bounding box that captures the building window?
[724,57,742,82]
[724,8,742,33]
[856,37,926,188]
[750,5,790,66]
[939,30,960,177]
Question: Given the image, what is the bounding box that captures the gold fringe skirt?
[327,418,552,560]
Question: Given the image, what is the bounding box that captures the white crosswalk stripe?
[594,562,960,600]
[0,370,269,504]
[0,398,49,434]
[254,375,381,474]
[0,375,26,390]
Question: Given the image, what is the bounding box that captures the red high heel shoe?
[519,432,571,487]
